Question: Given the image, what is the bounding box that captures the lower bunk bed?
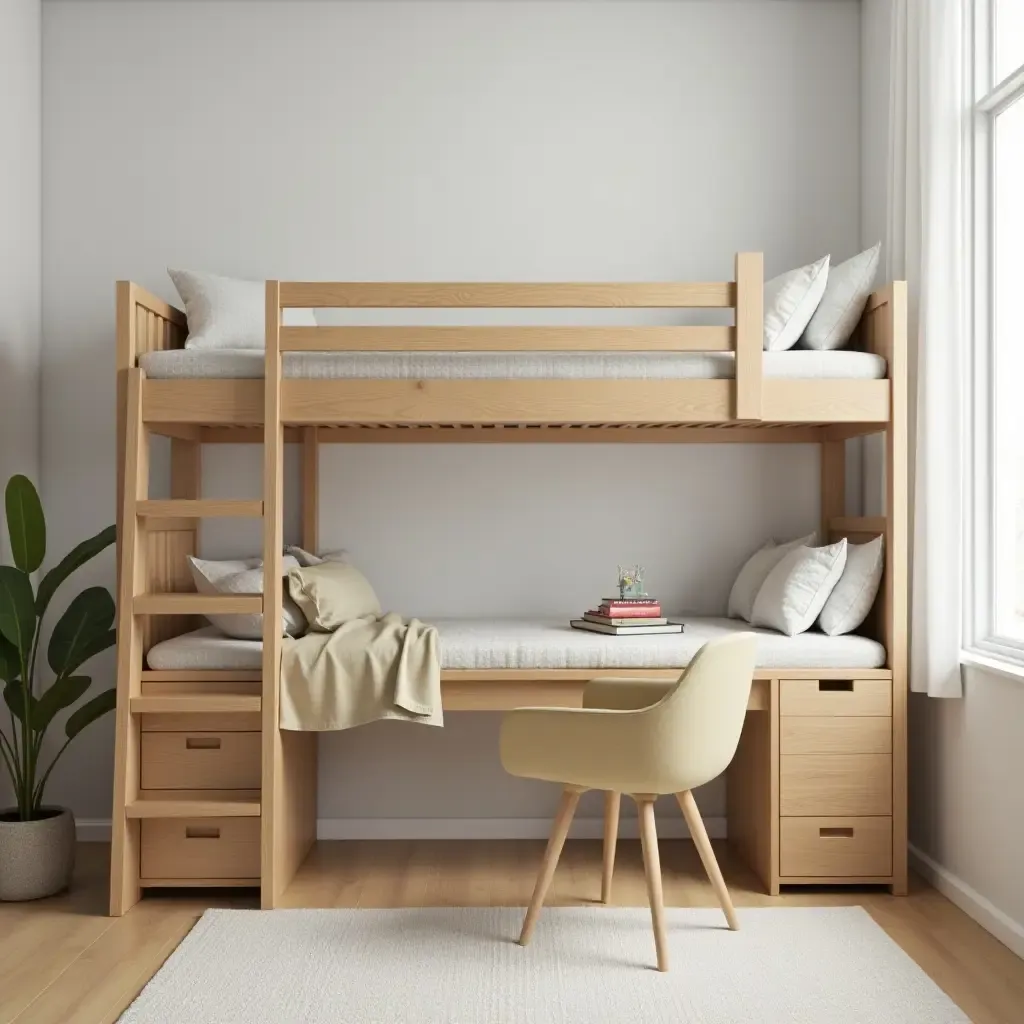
[138,617,897,898]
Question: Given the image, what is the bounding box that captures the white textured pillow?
[818,535,884,635]
[801,244,881,351]
[187,555,306,639]
[763,256,830,352]
[751,539,848,636]
[727,532,817,622]
[169,269,316,350]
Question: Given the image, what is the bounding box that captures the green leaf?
[3,680,38,725]
[0,633,19,683]
[64,688,116,740]
[34,675,91,732]
[36,524,116,619]
[47,587,115,676]
[5,475,45,574]
[0,566,36,661]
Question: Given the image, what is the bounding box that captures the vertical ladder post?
[261,282,285,909]
[735,252,764,421]
[110,368,150,915]
[886,282,909,896]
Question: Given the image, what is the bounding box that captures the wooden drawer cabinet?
[140,818,261,880]
[141,712,262,733]
[781,817,892,877]
[781,754,892,816]
[780,679,891,717]
[140,732,261,790]
[781,716,892,755]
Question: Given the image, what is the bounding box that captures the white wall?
[0,0,41,810]
[0,0,41,523]
[860,0,1024,955]
[42,0,861,832]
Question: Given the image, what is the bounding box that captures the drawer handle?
[819,827,855,839]
[185,826,221,840]
[818,680,854,693]
[185,736,222,750]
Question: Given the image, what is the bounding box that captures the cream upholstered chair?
[500,633,756,972]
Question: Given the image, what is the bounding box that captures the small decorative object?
[0,475,117,900]
[616,564,647,599]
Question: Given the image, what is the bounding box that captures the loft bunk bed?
[110,253,908,916]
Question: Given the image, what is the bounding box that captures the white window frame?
[964,0,1024,671]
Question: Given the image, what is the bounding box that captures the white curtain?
[887,0,967,697]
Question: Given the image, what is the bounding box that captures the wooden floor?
[3,840,1023,1023]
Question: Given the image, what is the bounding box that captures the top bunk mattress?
[146,617,887,672]
[139,349,888,381]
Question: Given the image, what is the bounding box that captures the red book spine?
[597,604,662,618]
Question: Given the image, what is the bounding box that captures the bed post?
[301,427,319,552]
[261,283,317,909]
[885,282,909,896]
[734,252,764,421]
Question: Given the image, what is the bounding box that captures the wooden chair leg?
[602,790,620,904]
[676,789,739,931]
[636,796,669,972]
[519,786,582,946]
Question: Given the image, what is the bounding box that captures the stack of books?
[570,596,683,636]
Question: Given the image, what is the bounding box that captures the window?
[968,2,1024,663]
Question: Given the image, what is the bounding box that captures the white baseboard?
[909,843,1024,960]
[77,816,726,843]
[315,816,727,841]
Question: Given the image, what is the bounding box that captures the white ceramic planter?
[0,807,76,901]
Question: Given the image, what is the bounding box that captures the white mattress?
[139,349,887,381]
[146,618,886,672]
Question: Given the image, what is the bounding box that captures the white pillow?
[801,244,881,351]
[169,269,316,350]
[750,539,848,636]
[763,256,830,352]
[727,532,817,622]
[818,535,884,635]
[187,555,307,639]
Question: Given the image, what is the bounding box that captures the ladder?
[109,283,317,916]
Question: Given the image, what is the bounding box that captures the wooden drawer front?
[781,716,892,756]
[140,732,261,790]
[781,754,892,816]
[780,679,891,717]
[140,818,261,879]
[781,817,892,877]
[141,712,262,733]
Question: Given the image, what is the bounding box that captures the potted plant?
[0,474,116,901]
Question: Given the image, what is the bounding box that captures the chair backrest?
[643,633,757,793]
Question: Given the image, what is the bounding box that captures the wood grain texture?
[110,368,148,917]
[301,426,319,552]
[135,593,263,616]
[278,280,736,308]
[140,732,262,790]
[137,499,263,519]
[780,754,893,817]
[130,695,262,715]
[780,817,892,878]
[6,845,1023,1024]
[279,325,735,352]
[734,252,763,420]
[760,380,890,422]
[781,716,893,756]
[140,712,264,733]
[140,819,261,880]
[780,678,892,717]
[126,793,261,818]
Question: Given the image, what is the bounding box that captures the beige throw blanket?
[280,613,442,731]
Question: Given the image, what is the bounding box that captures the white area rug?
[119,906,967,1023]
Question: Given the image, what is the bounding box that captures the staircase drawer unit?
[140,731,262,790]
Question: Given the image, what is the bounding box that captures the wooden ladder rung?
[130,694,262,714]
[134,593,262,615]
[137,499,263,519]
[126,792,261,819]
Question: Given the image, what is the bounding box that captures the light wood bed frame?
[110,254,908,915]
